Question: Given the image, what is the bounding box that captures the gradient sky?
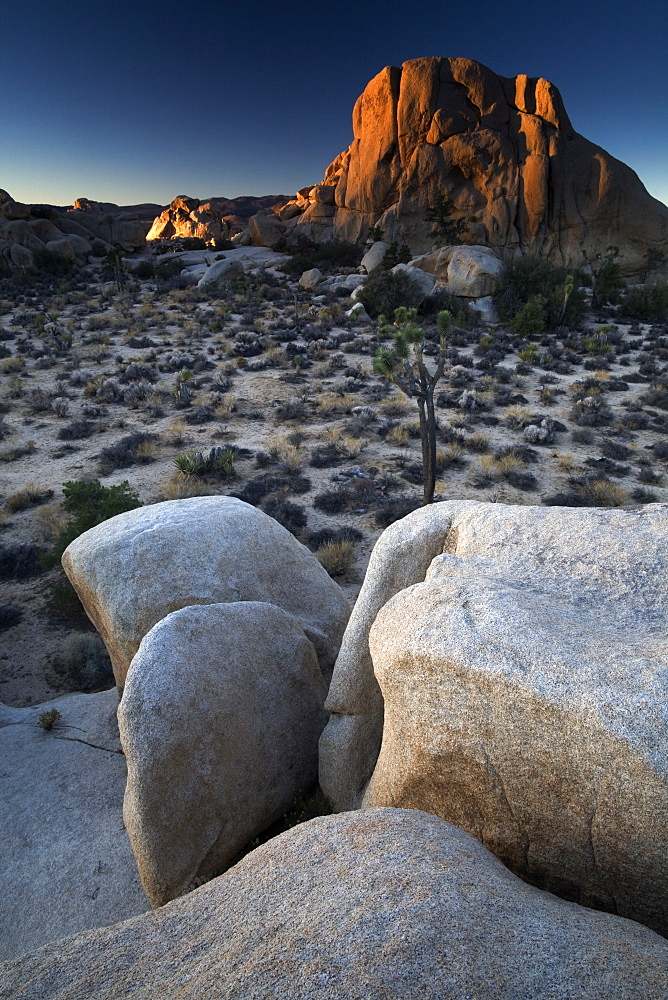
[3,0,667,208]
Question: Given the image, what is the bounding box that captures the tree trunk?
[418,395,437,505]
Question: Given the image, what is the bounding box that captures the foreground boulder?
[320,501,668,935]
[0,690,147,962]
[281,57,668,271]
[62,497,350,690]
[409,244,504,296]
[119,602,328,907]
[2,809,666,999]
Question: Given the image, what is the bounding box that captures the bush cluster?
[494,257,588,330]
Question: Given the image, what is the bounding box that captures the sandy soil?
[1,257,665,705]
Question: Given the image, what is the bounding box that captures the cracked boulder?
[62,497,350,690]
[2,809,667,999]
[119,602,328,907]
[0,690,147,962]
[321,500,668,935]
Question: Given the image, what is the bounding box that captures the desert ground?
[1,250,666,706]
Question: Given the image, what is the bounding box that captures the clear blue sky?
[3,0,667,208]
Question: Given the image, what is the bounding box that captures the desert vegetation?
[0,243,667,705]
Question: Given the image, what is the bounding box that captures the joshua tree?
[373,307,453,505]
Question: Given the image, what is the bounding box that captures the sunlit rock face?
[281,56,668,271]
[146,194,290,242]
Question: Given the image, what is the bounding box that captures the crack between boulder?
[53,735,124,755]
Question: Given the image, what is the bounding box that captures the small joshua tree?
[373,308,453,505]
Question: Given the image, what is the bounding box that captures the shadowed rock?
[119,602,328,907]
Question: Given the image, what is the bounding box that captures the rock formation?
[0,189,145,274]
[62,496,350,690]
[320,500,668,935]
[0,690,147,962]
[119,602,328,906]
[146,194,289,242]
[2,810,666,999]
[278,57,668,272]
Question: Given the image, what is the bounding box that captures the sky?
[2,0,667,208]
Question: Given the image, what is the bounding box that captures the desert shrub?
[357,268,425,318]
[0,543,45,579]
[50,632,114,691]
[44,479,142,569]
[494,257,587,330]
[652,441,668,460]
[543,476,631,507]
[4,483,53,513]
[306,525,364,549]
[38,708,61,730]
[315,540,355,577]
[511,301,545,337]
[98,431,157,474]
[282,237,363,276]
[0,604,23,630]
[374,496,422,527]
[262,498,307,534]
[600,440,632,460]
[173,446,236,480]
[620,283,668,322]
[58,419,95,440]
[571,428,595,444]
[33,249,74,276]
[570,395,613,427]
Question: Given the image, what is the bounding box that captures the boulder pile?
[321,500,668,935]
[0,189,145,274]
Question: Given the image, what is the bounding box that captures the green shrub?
[620,283,668,322]
[174,446,236,480]
[511,300,545,337]
[38,708,61,730]
[494,257,587,329]
[358,268,425,318]
[43,479,142,569]
[382,242,412,269]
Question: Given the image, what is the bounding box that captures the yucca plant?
[373,307,452,505]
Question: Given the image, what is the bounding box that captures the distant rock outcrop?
[279,57,668,272]
[146,194,290,242]
[3,809,667,999]
[321,500,668,936]
[0,189,145,274]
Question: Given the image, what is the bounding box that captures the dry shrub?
[267,435,303,470]
[386,424,409,447]
[504,405,532,429]
[5,483,53,513]
[159,474,217,501]
[315,540,355,577]
[34,503,70,544]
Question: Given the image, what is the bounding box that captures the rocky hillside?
[279,57,668,272]
[146,194,290,242]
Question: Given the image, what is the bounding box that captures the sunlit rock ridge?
[281,56,668,271]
